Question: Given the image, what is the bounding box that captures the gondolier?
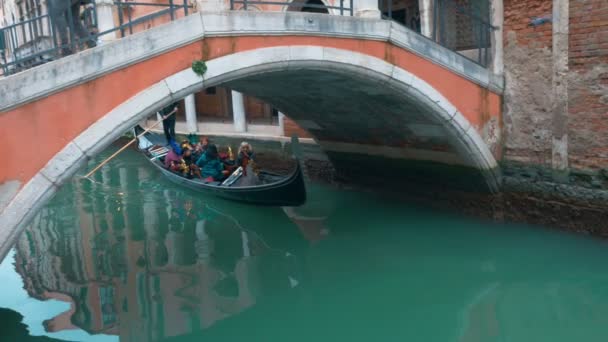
[159,102,179,144]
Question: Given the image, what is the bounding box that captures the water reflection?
[5,147,608,342]
[13,157,306,341]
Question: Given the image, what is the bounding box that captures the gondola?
[134,126,306,207]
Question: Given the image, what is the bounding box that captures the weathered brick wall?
[283,117,312,138]
[502,0,554,166]
[503,0,608,174]
[568,0,608,170]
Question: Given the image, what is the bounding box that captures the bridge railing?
[1,0,494,76]
[229,0,354,15]
[0,1,192,77]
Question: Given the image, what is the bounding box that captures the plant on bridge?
[192,60,207,76]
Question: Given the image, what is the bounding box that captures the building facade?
[501,0,608,182]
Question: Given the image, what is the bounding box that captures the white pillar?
[490,0,504,75]
[278,112,286,136]
[418,0,433,38]
[354,0,380,18]
[184,94,198,134]
[231,90,247,133]
[95,0,116,42]
[551,0,569,180]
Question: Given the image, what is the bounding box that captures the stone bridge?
[0,11,503,258]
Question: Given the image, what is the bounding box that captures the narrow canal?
[2,144,608,342]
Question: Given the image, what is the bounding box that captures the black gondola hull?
[136,129,306,206]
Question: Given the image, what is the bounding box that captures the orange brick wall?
[503,0,553,49]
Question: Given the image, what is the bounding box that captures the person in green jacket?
[196,144,228,181]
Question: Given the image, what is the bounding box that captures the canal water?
[2,145,608,342]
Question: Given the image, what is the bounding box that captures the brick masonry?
[568,0,608,170]
[503,0,608,174]
[502,0,554,166]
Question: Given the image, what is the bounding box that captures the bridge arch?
[57,46,498,185]
[0,46,499,259]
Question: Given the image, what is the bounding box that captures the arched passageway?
[0,12,503,260]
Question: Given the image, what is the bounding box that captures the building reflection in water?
[19,150,608,342]
[14,162,307,341]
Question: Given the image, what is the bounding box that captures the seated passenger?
[192,137,209,161]
[164,141,182,169]
[237,142,255,165]
[183,148,202,179]
[196,144,229,181]
[236,142,255,175]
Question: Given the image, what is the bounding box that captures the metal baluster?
[484,24,490,67]
[340,0,344,16]
[0,28,7,75]
[117,0,125,38]
[388,0,392,21]
[47,0,60,59]
[67,2,76,54]
[183,0,189,16]
[10,26,19,72]
[28,15,35,45]
[432,0,438,42]
[127,2,133,34]
[92,1,99,43]
[349,0,353,16]
[169,0,175,20]
[230,0,234,11]
[243,0,247,11]
[477,6,482,65]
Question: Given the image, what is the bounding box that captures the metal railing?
[380,0,495,67]
[229,0,353,15]
[1,0,493,76]
[0,1,192,76]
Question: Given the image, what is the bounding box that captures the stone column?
[551,0,569,180]
[418,0,433,38]
[95,0,116,42]
[354,0,380,18]
[278,112,286,136]
[184,94,198,134]
[231,90,247,133]
[490,0,504,75]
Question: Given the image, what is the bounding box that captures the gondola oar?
[82,110,175,179]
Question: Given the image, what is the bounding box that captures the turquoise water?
[2,146,608,342]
